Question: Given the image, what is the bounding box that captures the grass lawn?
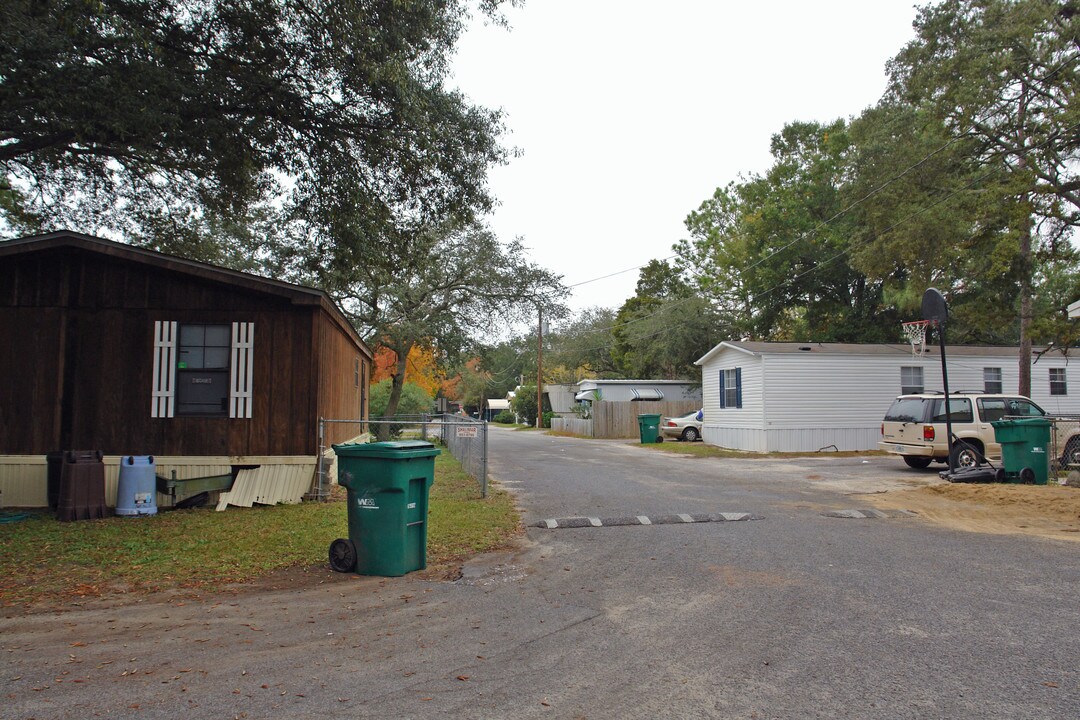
[0,450,520,609]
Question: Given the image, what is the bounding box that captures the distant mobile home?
[573,379,702,404]
[0,231,372,508]
[695,341,1080,453]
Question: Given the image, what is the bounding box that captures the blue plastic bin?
[115,455,158,516]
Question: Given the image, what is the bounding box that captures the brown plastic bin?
[56,450,108,522]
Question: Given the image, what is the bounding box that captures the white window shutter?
[151,321,177,418]
[230,322,255,419]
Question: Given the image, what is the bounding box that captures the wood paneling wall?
[0,245,367,457]
[316,308,369,446]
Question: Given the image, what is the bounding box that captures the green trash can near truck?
[637,414,662,444]
[329,440,441,577]
[991,417,1052,485]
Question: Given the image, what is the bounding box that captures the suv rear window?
[884,398,929,423]
[930,397,973,423]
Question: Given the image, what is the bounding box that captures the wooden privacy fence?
[553,401,701,439]
[553,417,594,436]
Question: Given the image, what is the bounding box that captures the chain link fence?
[315,414,489,499]
[1049,416,1080,475]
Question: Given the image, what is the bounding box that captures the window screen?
[1050,368,1067,396]
[723,368,739,408]
[176,324,230,416]
[900,366,923,394]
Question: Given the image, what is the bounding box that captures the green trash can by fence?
[329,440,441,577]
[991,418,1051,485]
[637,414,662,444]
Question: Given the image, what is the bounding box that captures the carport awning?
[631,388,664,401]
[574,391,595,401]
[488,399,511,411]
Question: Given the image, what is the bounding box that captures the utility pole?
[536,304,543,429]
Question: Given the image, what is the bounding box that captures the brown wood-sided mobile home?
[0,231,371,508]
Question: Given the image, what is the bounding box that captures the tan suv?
[879,393,1053,469]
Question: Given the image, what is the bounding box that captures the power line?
[563,118,1080,357]
[567,255,680,289]
[558,127,991,340]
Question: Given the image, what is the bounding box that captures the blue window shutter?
[735,367,743,408]
[719,369,726,409]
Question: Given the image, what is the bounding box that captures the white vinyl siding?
[699,343,1080,452]
[701,349,764,451]
[759,353,908,451]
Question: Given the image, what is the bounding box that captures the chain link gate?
[1050,415,1080,475]
[314,414,489,499]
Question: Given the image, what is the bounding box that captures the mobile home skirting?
[0,455,317,509]
[702,426,882,453]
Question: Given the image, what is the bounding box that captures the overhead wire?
[556,43,1080,341]
[554,124,996,341]
[560,117,1080,358]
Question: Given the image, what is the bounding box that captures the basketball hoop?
[901,320,933,357]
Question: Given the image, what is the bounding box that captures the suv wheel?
[681,427,700,442]
[950,441,984,469]
[903,456,933,469]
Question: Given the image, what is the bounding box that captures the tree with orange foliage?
[371,344,444,398]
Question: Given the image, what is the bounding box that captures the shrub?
[369,379,433,417]
[493,410,515,424]
[542,411,557,428]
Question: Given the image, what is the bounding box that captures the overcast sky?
[450,1,925,322]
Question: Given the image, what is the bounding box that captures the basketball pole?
[936,319,955,474]
[921,287,954,475]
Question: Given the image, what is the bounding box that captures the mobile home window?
[983,367,1002,394]
[719,367,742,409]
[1050,368,1067,396]
[175,324,231,416]
[900,366,923,394]
[151,321,254,419]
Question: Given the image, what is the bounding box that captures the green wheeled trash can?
[991,418,1052,485]
[329,440,441,577]
[637,414,662,444]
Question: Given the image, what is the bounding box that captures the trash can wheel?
[329,538,358,573]
[1020,467,1036,484]
[994,468,1006,483]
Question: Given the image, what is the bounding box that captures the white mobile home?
[543,383,579,415]
[695,341,1080,453]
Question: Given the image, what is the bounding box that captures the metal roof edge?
[2,230,370,356]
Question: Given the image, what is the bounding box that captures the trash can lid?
[333,440,440,458]
[991,417,1051,427]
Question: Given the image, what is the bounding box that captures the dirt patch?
[869,482,1080,542]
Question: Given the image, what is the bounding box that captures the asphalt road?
[3,428,1078,719]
